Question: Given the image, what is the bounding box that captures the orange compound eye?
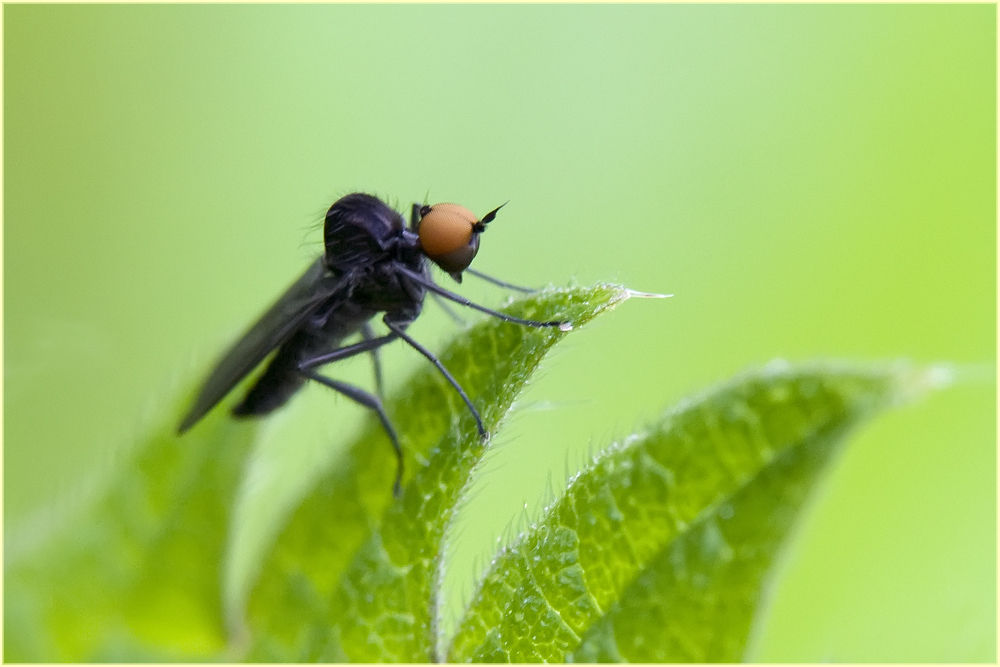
[417,203,478,257]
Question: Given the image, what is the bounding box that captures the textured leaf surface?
[244,284,630,661]
[448,361,943,662]
[3,382,258,662]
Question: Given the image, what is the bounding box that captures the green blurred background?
[4,4,995,662]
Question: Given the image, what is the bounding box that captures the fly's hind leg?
[300,369,404,497]
[297,331,398,371]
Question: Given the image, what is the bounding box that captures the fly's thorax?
[310,299,380,343]
[324,193,406,272]
[337,246,425,318]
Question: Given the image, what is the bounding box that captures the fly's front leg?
[300,368,404,497]
[464,267,536,293]
[398,266,566,329]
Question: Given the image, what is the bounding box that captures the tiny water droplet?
[559,322,573,332]
[625,289,673,299]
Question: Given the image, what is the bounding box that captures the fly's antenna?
[474,201,508,233]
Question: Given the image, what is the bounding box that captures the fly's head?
[415,202,505,282]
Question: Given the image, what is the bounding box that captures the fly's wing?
[178,257,345,433]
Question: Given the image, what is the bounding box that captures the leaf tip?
[555,283,632,328]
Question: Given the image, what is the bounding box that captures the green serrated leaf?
[243,284,629,662]
[447,361,946,663]
[3,380,259,662]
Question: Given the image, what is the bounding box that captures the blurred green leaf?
[4,281,951,664]
[447,361,944,662]
[3,382,259,662]
[243,284,630,661]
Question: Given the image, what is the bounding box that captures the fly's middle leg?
[360,322,386,401]
[383,318,487,439]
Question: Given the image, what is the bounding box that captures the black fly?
[178,193,564,495]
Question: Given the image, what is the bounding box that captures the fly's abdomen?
[231,340,309,417]
[231,304,374,419]
[231,325,338,418]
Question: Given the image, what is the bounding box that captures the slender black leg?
[410,201,430,231]
[361,322,386,401]
[431,292,468,326]
[383,319,487,439]
[410,202,422,230]
[301,369,404,497]
[397,266,566,328]
[298,331,398,371]
[464,267,536,294]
